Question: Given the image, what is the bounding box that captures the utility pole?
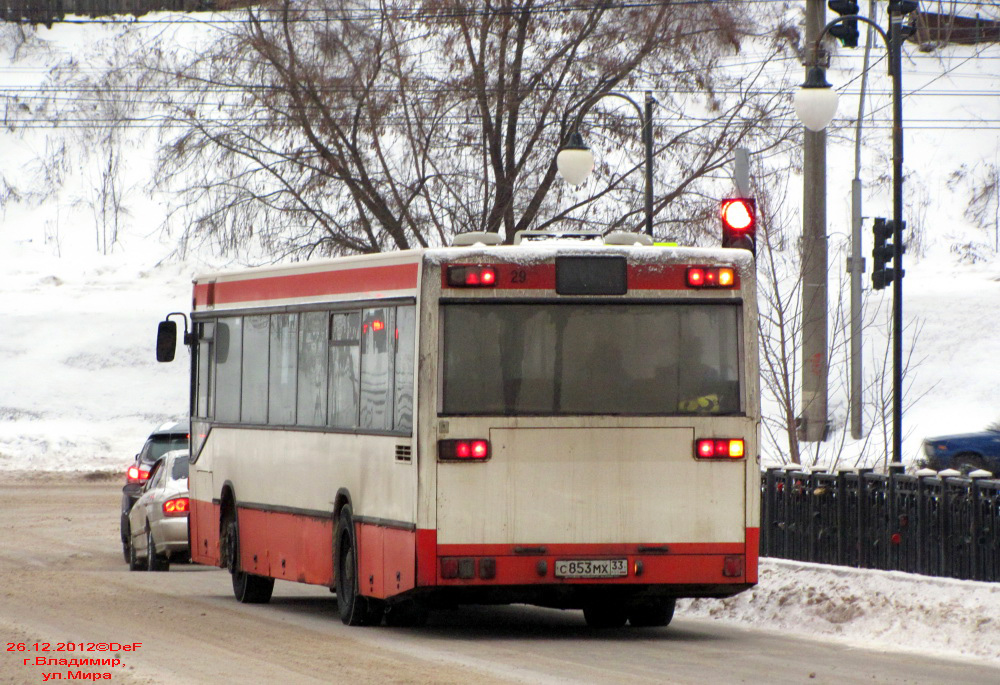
[800,0,829,443]
[849,0,878,440]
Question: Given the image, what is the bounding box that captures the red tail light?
[127,466,150,484]
[687,266,736,289]
[163,497,189,517]
[439,439,490,461]
[695,438,745,459]
[447,265,497,288]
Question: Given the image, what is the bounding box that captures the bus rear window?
[441,303,741,416]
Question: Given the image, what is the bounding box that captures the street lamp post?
[793,2,916,465]
[556,91,657,236]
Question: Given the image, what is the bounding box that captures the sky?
[0,6,998,673]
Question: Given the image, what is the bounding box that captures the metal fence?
[760,467,1000,582]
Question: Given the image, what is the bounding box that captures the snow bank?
[681,558,1000,666]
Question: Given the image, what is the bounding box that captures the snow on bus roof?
[191,249,422,283]
[191,242,754,283]
[424,243,755,273]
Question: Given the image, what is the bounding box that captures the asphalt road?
[1,474,997,685]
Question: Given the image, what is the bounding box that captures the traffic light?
[828,1,860,48]
[721,198,757,256]
[871,217,894,290]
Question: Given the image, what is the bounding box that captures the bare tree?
[146,0,798,259]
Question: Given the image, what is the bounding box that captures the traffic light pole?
[798,2,914,465]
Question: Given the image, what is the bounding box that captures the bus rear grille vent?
[395,445,413,462]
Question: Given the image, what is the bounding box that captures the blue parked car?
[922,428,1000,474]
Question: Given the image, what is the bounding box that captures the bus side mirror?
[156,320,177,363]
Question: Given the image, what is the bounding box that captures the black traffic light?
[828,1,860,48]
[871,217,895,290]
[721,198,757,256]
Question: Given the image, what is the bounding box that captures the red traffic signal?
[721,198,757,256]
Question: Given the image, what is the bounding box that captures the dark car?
[921,428,1000,475]
[120,421,189,561]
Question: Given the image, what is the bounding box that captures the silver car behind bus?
[127,450,189,572]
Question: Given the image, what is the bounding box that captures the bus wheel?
[583,603,628,629]
[628,599,676,627]
[335,506,383,626]
[222,510,274,604]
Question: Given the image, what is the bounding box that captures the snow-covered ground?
[682,559,1000,667]
[0,7,998,675]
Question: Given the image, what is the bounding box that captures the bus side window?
[195,321,215,419]
[241,315,270,424]
[393,306,415,433]
[297,311,329,427]
[360,308,394,431]
[329,311,361,430]
[269,313,298,426]
[215,318,243,423]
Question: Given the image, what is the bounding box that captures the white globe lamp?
[556,132,595,186]
[794,66,840,132]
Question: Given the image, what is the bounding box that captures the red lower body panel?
[189,498,415,598]
[190,500,755,600]
[418,529,758,591]
[357,525,417,599]
[237,507,334,586]
[189,498,220,567]
[746,526,760,583]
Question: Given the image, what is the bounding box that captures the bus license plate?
[554,559,628,579]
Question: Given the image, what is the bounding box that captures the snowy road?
[1,475,997,685]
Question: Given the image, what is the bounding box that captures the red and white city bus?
[157,230,760,628]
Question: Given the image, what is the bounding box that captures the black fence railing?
[760,467,1000,582]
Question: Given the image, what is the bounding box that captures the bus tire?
[628,598,676,627]
[583,603,628,629]
[335,506,382,626]
[222,509,274,604]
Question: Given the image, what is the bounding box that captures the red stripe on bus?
[442,263,737,290]
[745,526,760,584]
[194,262,419,307]
[431,546,749,586]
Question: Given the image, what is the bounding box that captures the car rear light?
[686,266,736,289]
[127,466,150,484]
[163,497,189,517]
[438,439,490,461]
[695,438,745,459]
[447,265,497,287]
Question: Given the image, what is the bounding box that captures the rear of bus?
[416,243,759,625]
